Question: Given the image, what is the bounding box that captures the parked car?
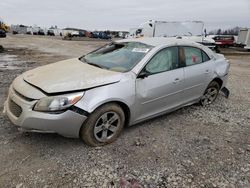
[85,31,93,38]
[79,31,85,37]
[47,30,55,36]
[71,31,80,37]
[38,29,45,35]
[99,32,111,40]
[89,32,111,40]
[12,30,18,35]
[4,38,230,146]
[90,32,99,38]
[213,35,235,48]
[0,29,6,38]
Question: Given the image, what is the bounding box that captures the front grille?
[9,99,22,117]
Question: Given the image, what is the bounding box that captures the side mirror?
[137,71,149,79]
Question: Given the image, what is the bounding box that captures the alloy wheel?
[201,87,219,106]
[94,111,121,142]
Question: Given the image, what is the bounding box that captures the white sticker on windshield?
[132,48,150,53]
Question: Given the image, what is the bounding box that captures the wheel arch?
[114,101,131,127]
[89,100,131,127]
[211,77,223,89]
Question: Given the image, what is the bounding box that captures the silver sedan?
[4,37,230,146]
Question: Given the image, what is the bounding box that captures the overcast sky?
[0,0,250,31]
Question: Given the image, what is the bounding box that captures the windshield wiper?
[87,62,103,69]
[81,57,104,69]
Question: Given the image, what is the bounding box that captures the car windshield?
[81,42,153,72]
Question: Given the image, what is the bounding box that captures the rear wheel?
[200,81,220,106]
[80,103,125,146]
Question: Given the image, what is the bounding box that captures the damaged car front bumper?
[3,86,87,138]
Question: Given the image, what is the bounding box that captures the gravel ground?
[0,35,250,188]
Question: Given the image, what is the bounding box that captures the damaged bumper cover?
[221,87,230,99]
[3,86,88,138]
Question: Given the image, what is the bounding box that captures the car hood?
[23,58,122,94]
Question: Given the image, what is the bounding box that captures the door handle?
[173,78,180,83]
[205,70,210,74]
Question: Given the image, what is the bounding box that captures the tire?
[200,81,220,106]
[80,103,125,146]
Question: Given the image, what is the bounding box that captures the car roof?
[116,37,202,48]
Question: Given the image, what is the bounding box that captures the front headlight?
[34,92,84,112]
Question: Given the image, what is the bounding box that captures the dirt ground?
[0,35,250,188]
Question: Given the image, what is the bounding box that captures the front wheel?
[80,103,125,146]
[200,81,220,106]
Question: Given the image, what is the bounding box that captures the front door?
[135,47,184,122]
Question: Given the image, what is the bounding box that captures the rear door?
[181,46,213,103]
[135,46,184,121]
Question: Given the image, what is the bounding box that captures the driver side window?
[145,47,178,74]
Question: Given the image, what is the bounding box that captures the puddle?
[0,54,26,70]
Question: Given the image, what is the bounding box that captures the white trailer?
[52,29,63,36]
[134,20,217,51]
[26,27,33,34]
[138,20,204,37]
[237,28,250,50]
[237,29,248,45]
[61,29,76,36]
[31,26,40,34]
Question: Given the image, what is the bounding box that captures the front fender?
[74,78,135,114]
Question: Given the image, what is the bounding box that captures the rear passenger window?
[183,47,203,66]
[202,51,210,62]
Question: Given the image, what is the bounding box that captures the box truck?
[133,20,218,51]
